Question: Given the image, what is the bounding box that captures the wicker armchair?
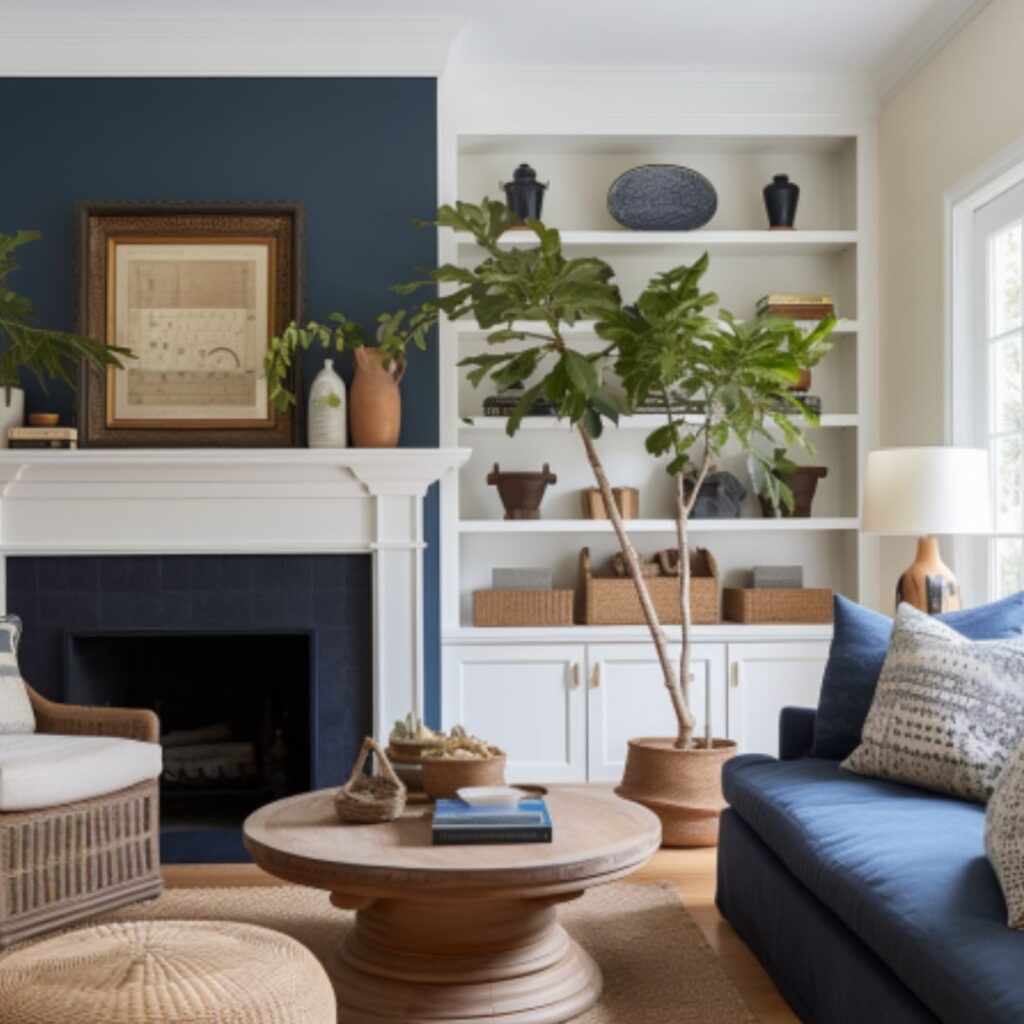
[0,687,162,947]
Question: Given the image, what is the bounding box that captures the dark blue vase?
[763,174,800,229]
[503,164,547,222]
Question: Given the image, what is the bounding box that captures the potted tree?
[313,199,836,844]
[0,231,131,438]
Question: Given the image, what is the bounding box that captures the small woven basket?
[334,737,407,824]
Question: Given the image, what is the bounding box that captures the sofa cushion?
[0,734,162,811]
[843,604,1024,802]
[0,617,34,735]
[723,754,1024,1024]
[811,592,1024,760]
[987,739,1024,928]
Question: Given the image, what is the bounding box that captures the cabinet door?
[586,643,727,782]
[442,644,587,783]
[727,642,829,756]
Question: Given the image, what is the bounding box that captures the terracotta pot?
[758,466,828,518]
[487,463,557,519]
[420,754,507,800]
[350,347,404,448]
[615,737,737,847]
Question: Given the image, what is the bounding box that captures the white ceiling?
[0,0,990,96]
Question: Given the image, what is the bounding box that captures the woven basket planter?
[576,547,719,625]
[0,779,162,948]
[723,587,833,624]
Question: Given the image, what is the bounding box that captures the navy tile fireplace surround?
[6,554,372,862]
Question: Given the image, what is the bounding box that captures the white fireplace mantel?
[0,448,470,741]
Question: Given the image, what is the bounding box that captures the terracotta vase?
[616,737,737,847]
[896,535,961,614]
[350,347,404,448]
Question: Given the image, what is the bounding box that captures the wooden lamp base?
[895,536,961,614]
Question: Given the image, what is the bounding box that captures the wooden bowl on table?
[420,754,507,800]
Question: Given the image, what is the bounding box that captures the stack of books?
[431,797,552,846]
[756,293,834,321]
[8,426,78,450]
[482,382,558,418]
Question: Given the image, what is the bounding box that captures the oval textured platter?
[607,164,718,231]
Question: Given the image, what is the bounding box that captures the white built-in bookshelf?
[436,94,878,773]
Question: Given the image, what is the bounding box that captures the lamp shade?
[861,447,991,536]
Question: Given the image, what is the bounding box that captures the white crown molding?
[874,0,991,102]
[0,15,465,76]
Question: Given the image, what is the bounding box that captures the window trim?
[946,134,1024,602]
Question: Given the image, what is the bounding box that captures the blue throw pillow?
[810,592,1024,760]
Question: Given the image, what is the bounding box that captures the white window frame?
[946,135,1024,603]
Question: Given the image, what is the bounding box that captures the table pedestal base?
[327,894,602,1024]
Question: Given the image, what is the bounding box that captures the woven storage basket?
[580,486,639,519]
[334,738,406,823]
[723,587,833,624]
[577,547,719,625]
[473,588,574,627]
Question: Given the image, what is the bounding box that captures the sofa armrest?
[779,706,817,760]
[27,685,160,743]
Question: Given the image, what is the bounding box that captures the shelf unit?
[440,126,876,633]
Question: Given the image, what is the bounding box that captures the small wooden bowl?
[386,738,442,765]
[27,413,59,427]
[420,754,507,800]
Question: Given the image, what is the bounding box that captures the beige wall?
[878,0,1024,600]
[881,0,1024,445]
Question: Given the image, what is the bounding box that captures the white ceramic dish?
[456,786,524,808]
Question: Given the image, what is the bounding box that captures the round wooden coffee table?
[244,785,660,1024]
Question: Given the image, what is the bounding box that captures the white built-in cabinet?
[443,638,828,783]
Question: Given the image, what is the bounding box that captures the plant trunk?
[674,472,695,750]
[576,423,693,745]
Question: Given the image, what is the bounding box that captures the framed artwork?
[75,202,304,447]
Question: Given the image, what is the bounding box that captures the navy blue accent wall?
[0,78,442,721]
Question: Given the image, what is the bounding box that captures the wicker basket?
[723,587,833,624]
[576,547,719,625]
[473,588,574,627]
[580,486,639,519]
[334,737,406,823]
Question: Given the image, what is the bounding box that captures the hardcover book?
[431,798,553,845]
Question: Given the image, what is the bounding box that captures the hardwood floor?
[164,847,798,1024]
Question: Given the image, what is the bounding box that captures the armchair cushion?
[0,734,161,811]
[0,617,34,735]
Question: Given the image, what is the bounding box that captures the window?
[949,145,1024,604]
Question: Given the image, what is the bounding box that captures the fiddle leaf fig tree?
[400,199,836,751]
[0,230,132,403]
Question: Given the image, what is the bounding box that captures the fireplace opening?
[64,630,314,862]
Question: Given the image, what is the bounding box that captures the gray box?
[492,567,553,591]
[752,565,803,589]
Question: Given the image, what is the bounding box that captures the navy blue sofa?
[716,707,1024,1024]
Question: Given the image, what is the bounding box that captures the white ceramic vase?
[0,388,25,448]
[307,358,347,448]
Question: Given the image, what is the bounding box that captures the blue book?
[431,798,552,845]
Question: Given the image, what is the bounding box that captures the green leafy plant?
[402,200,835,750]
[264,306,435,412]
[0,231,132,403]
[746,446,801,514]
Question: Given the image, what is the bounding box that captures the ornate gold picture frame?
[76,202,303,447]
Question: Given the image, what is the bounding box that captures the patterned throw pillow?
[842,604,1024,803]
[987,740,1024,928]
[0,616,34,734]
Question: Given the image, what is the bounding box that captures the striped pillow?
[0,616,35,734]
[842,603,1024,803]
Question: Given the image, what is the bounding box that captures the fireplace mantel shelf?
[0,448,470,736]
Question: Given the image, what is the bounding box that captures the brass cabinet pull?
[590,662,602,689]
[570,662,581,690]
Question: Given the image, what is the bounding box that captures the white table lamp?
[862,447,991,613]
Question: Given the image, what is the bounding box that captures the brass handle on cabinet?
[590,662,602,689]
[731,662,742,689]
[570,663,581,690]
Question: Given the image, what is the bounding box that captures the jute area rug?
[77,881,757,1023]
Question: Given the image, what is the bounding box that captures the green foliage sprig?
[264,305,435,413]
[0,231,132,401]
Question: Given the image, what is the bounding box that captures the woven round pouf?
[0,920,336,1024]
